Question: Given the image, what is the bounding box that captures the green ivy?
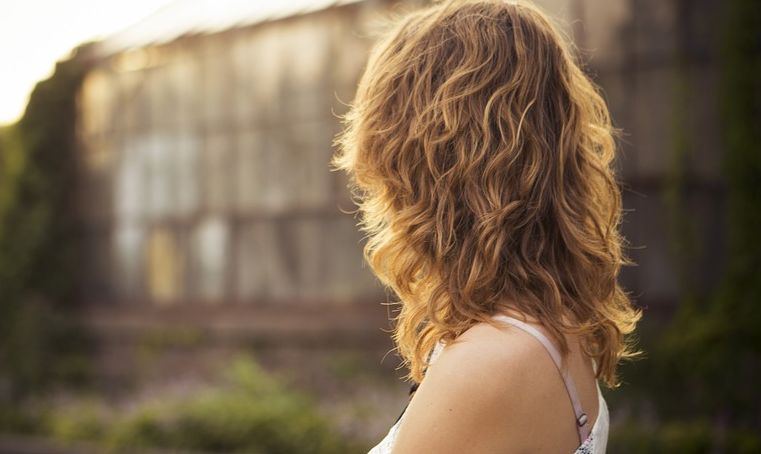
[0,44,94,399]
[627,0,761,448]
[668,0,761,419]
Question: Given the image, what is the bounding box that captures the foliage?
[624,0,761,449]
[609,420,761,454]
[662,0,761,422]
[0,356,369,454]
[0,45,94,398]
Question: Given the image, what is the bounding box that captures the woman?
[331,0,642,452]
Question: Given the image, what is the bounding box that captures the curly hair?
[331,0,642,388]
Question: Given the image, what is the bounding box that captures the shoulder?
[430,321,552,381]
[391,321,560,453]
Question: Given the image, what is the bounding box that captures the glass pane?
[285,19,328,88]
[236,131,268,212]
[282,120,333,209]
[261,132,290,211]
[113,226,144,301]
[235,221,270,302]
[202,37,234,124]
[115,136,150,222]
[231,31,257,123]
[291,219,324,301]
[191,216,229,302]
[147,134,176,220]
[321,217,384,304]
[146,227,185,305]
[251,25,283,107]
[175,131,202,217]
[80,69,115,138]
[203,133,236,213]
[236,219,299,302]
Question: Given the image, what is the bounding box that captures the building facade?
[74,0,725,350]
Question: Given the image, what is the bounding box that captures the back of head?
[332,0,642,388]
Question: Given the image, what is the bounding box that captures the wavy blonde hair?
[331,0,642,388]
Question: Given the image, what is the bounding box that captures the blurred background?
[0,0,758,453]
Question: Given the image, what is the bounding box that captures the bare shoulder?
[457,319,554,367]
[391,321,560,454]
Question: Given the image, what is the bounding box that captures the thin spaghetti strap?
[491,314,591,443]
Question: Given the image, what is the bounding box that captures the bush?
[1,356,369,454]
[609,420,761,454]
[104,357,365,453]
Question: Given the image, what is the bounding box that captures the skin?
[391,310,600,454]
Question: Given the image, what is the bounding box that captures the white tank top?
[367,314,610,454]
